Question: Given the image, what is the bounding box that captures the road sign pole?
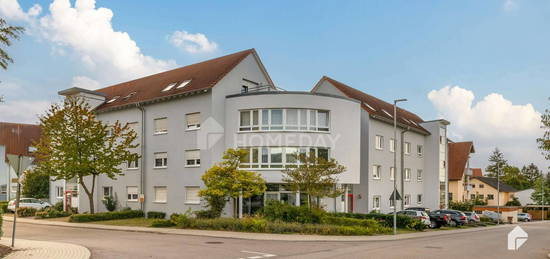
[11,155,21,247]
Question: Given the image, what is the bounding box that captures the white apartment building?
[52,49,449,216]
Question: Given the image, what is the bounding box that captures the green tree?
[0,18,24,70]
[531,177,550,205]
[520,163,542,188]
[282,152,346,208]
[505,196,522,206]
[21,169,50,199]
[501,166,530,190]
[537,99,550,170]
[199,149,266,218]
[485,148,507,177]
[34,97,138,213]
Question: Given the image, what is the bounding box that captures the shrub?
[102,196,117,212]
[69,210,144,222]
[151,219,175,227]
[35,208,71,219]
[147,211,166,219]
[53,201,64,211]
[259,200,325,224]
[505,197,521,206]
[0,201,8,213]
[0,210,2,237]
[17,207,37,217]
[330,212,420,230]
[321,216,379,228]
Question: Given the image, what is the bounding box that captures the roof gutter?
[371,114,430,136]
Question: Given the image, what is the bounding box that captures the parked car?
[518,213,532,222]
[428,211,452,228]
[7,198,51,212]
[396,210,431,226]
[433,209,468,226]
[463,211,480,223]
[482,210,501,222]
[406,207,432,214]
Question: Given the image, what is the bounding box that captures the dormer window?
[162,82,178,92]
[176,79,192,89]
[107,96,120,103]
[124,92,136,100]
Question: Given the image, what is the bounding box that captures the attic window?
[124,92,136,100]
[162,82,179,92]
[176,79,192,89]
[382,109,393,118]
[363,102,376,111]
[107,96,120,103]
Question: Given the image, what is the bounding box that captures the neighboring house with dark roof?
[447,141,476,202]
[54,49,454,215]
[470,176,518,206]
[0,122,41,201]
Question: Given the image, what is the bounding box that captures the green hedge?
[69,210,144,222]
[331,212,425,230]
[259,200,325,224]
[147,211,166,219]
[17,207,37,217]
[0,201,8,213]
[35,208,72,219]
[151,219,175,227]
[170,216,391,236]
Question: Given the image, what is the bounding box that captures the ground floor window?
[56,186,64,198]
[127,186,138,201]
[103,186,113,199]
[373,195,381,210]
[487,194,494,200]
[154,186,167,203]
[185,186,200,204]
[417,194,423,204]
[404,194,411,206]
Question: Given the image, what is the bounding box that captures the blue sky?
[0,0,548,170]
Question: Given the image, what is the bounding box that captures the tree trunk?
[79,175,96,214]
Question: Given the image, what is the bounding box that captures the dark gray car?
[432,209,468,226]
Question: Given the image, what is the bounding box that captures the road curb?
[0,238,90,259]
[4,216,549,242]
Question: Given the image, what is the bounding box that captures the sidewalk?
[4,216,548,242]
[0,238,90,259]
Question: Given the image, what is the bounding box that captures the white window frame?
[239,108,330,133]
[404,194,411,206]
[153,117,168,135]
[154,152,168,169]
[404,168,411,181]
[239,147,329,170]
[185,186,201,204]
[186,112,201,130]
[390,167,395,181]
[389,138,395,153]
[373,195,381,210]
[127,156,139,170]
[417,169,423,182]
[417,194,423,204]
[185,150,201,167]
[154,186,167,203]
[417,145,423,157]
[404,142,411,155]
[127,186,138,202]
[389,197,395,208]
[372,165,381,180]
[375,135,384,150]
[103,186,113,200]
[56,186,64,198]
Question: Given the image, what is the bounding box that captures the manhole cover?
[425,246,442,249]
[205,241,224,244]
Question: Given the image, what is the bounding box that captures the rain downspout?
[400,126,410,210]
[137,103,146,212]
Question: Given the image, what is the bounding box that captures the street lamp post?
[393,98,407,235]
[497,163,500,225]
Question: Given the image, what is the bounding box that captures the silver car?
[7,198,51,212]
[397,210,431,226]
[517,213,532,222]
[463,211,480,223]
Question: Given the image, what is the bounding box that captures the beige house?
[448,141,476,202]
[470,177,517,206]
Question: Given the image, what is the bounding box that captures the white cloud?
[71,76,102,90]
[428,86,547,169]
[0,0,41,22]
[169,30,218,54]
[0,100,51,124]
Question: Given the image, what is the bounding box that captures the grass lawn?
[87,217,159,227]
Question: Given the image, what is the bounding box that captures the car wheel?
[429,221,437,229]
[449,220,457,227]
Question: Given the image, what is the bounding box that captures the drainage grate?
[205,241,224,244]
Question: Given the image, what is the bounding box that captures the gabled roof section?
[472,168,483,177]
[312,76,429,134]
[448,141,475,180]
[473,177,518,193]
[91,49,269,111]
[0,122,41,159]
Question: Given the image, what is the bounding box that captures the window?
[162,82,178,92]
[185,150,200,167]
[127,156,139,169]
[439,136,443,144]
[417,145,423,156]
[487,194,494,200]
[0,185,6,194]
[154,118,167,134]
[389,138,395,153]
[107,96,120,103]
[154,152,168,168]
[186,113,200,130]
[404,168,411,181]
[390,197,395,208]
[472,184,476,188]
[373,165,381,179]
[373,196,381,210]
[185,187,200,204]
[56,186,64,198]
[417,169,423,181]
[479,184,484,188]
[239,147,329,169]
[375,135,384,150]
[478,194,484,200]
[404,142,411,154]
[176,79,192,89]
[103,186,113,199]
[382,109,393,118]
[390,167,395,181]
[127,122,139,135]
[449,192,453,201]
[470,194,476,200]
[417,194,423,204]
[154,186,167,203]
[127,186,138,201]
[239,108,329,132]
[404,194,411,206]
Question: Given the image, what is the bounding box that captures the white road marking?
[240,250,277,259]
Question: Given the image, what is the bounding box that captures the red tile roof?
[90,49,259,111]
[472,168,483,177]
[0,122,41,159]
[448,141,475,180]
[313,76,429,134]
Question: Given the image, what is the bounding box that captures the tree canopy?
[537,98,550,170]
[21,169,50,199]
[35,97,138,213]
[485,148,507,177]
[0,18,24,70]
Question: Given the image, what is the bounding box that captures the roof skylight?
[123,92,136,100]
[176,79,192,89]
[107,96,120,103]
[382,109,393,118]
[363,102,376,111]
[162,82,179,92]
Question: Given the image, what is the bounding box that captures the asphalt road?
[3,221,549,259]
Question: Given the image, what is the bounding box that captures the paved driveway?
[3,221,549,258]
